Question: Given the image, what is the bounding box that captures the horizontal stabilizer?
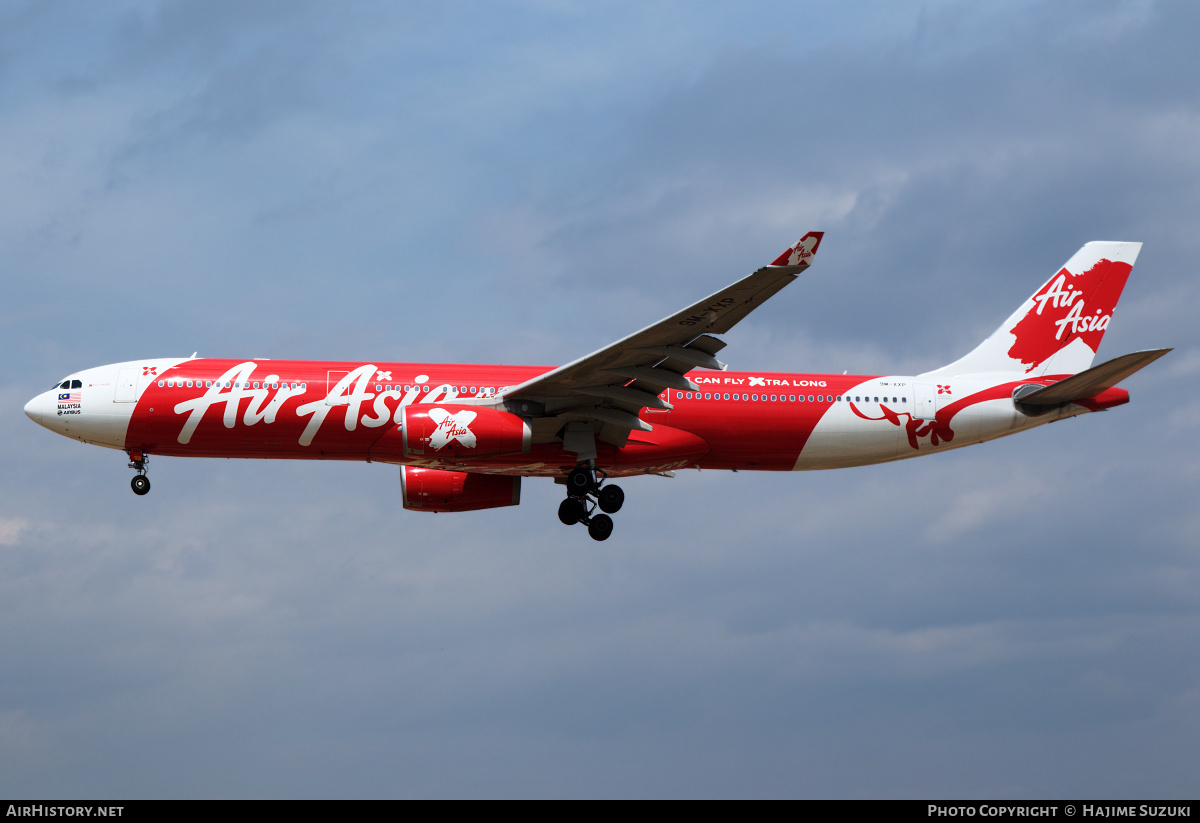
[1016,348,1172,406]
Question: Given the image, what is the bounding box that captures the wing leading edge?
[499,231,824,457]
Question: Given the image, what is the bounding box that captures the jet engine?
[400,466,522,512]
[400,404,531,460]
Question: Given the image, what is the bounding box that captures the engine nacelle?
[400,404,531,459]
[400,466,522,512]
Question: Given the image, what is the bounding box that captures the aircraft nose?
[24,391,54,428]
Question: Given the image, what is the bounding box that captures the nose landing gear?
[559,463,623,541]
[128,450,150,496]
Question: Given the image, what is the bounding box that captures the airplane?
[24,232,1170,541]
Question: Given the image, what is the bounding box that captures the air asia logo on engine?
[1007,258,1131,372]
[427,408,477,450]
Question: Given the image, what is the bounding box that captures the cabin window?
[158,380,164,387]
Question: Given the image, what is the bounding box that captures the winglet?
[770,231,824,267]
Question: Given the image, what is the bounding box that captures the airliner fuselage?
[24,233,1168,540]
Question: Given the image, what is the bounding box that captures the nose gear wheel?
[127,450,150,496]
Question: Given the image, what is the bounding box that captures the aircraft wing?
[500,231,823,448]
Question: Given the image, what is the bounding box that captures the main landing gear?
[557,463,624,541]
[128,449,150,496]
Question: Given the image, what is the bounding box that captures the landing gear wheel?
[566,467,595,496]
[558,497,585,525]
[131,475,150,496]
[597,484,624,514]
[587,513,614,541]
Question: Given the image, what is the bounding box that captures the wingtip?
[770,231,824,266]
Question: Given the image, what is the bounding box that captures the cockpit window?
[54,379,69,389]
[71,379,82,389]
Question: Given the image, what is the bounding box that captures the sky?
[1,0,1198,798]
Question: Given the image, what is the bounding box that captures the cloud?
[0,517,28,546]
[922,474,1050,544]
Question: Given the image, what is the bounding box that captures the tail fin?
[923,241,1141,378]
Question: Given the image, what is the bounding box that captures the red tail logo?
[1007,258,1132,373]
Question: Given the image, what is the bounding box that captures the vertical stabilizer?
[922,241,1141,378]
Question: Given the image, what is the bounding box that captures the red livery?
[25,232,1169,540]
